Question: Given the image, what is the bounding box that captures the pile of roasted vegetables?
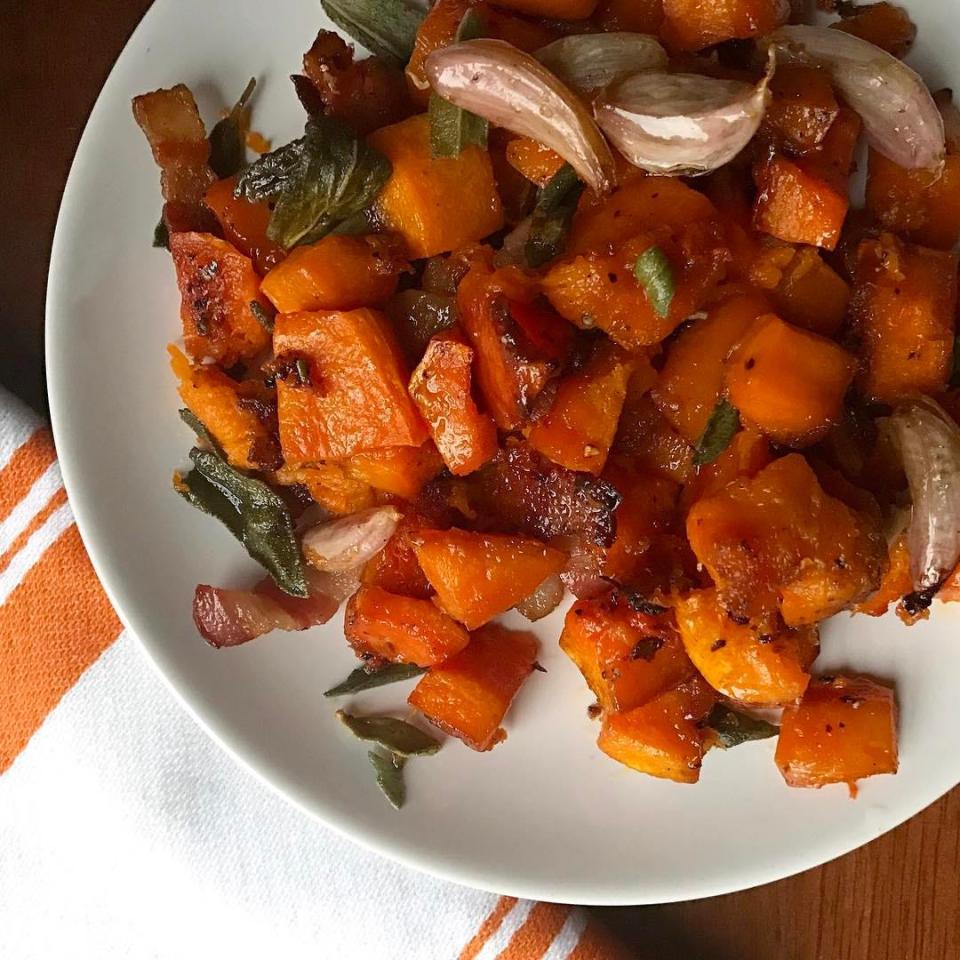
[134,0,960,807]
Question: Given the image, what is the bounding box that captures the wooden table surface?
[3,3,958,957]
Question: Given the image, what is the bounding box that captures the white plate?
[47,0,960,905]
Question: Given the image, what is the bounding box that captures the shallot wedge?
[302,506,401,572]
[515,573,565,621]
[768,25,944,169]
[425,38,617,194]
[594,53,774,176]
[534,32,667,94]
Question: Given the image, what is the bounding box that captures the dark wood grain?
[2,3,958,957]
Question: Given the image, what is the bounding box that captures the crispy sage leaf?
[706,703,778,748]
[209,77,256,178]
[177,447,308,597]
[368,750,406,809]
[693,399,740,466]
[235,117,391,249]
[178,408,220,453]
[153,217,170,249]
[337,710,441,756]
[525,164,584,269]
[249,300,274,333]
[429,10,488,158]
[324,663,427,698]
[320,0,425,63]
[633,245,675,318]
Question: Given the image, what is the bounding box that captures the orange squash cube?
[832,2,916,57]
[725,314,856,447]
[775,676,898,789]
[597,677,716,783]
[408,332,499,476]
[204,176,284,274]
[274,309,427,464]
[855,535,912,617]
[347,442,443,498]
[674,588,816,705]
[408,623,539,750]
[362,513,435,599]
[344,585,470,666]
[850,233,958,404]
[560,592,695,713]
[768,246,850,338]
[368,115,504,259]
[170,232,271,365]
[260,235,407,313]
[527,341,635,474]
[680,429,772,509]
[614,391,694,484]
[272,463,375,515]
[661,0,788,52]
[763,64,839,153]
[413,528,567,629]
[504,138,566,187]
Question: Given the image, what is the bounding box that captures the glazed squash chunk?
[597,677,716,783]
[661,0,788,52]
[273,463,374,515]
[344,585,469,667]
[680,429,772,509]
[725,314,856,447]
[368,115,504,259]
[831,1,916,57]
[686,455,884,627]
[361,511,435,599]
[204,175,284,274]
[170,232,271,365]
[408,331,499,476]
[674,588,816,705]
[775,676,898,789]
[408,624,539,750]
[274,308,427,465]
[260,235,408,313]
[763,64,839,153]
[347,442,443,498]
[505,137,566,187]
[849,233,958,404]
[560,591,695,714]
[413,529,567,629]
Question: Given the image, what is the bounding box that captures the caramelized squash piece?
[850,233,958,404]
[170,232,271,365]
[260,235,407,313]
[763,64,839,153]
[661,0,788,52]
[345,585,470,666]
[368,115,504,258]
[832,2,916,57]
[855,535,912,617]
[505,138,566,187]
[674,588,816,705]
[594,0,664,33]
[560,592,695,713]
[597,677,715,783]
[725,314,856,447]
[413,528,567,629]
[274,309,427,464]
[527,340,635,474]
[408,623,539,750]
[347,442,443,499]
[775,676,898,789]
[204,176,284,274]
[681,429,772,508]
[362,512,435,599]
[408,331,499,476]
[614,392,694,484]
[273,463,375,515]
[686,454,884,627]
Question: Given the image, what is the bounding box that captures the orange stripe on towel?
[0,429,57,524]
[496,902,572,959]
[0,487,69,575]
[566,917,634,960]
[459,897,519,960]
[0,523,121,772]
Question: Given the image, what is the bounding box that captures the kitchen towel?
[0,385,632,960]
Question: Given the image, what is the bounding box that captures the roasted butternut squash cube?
[260,235,407,313]
[769,246,850,337]
[368,115,504,258]
[274,308,427,464]
[344,585,470,666]
[850,233,958,404]
[504,137,566,187]
[725,314,856,447]
[169,344,279,471]
[597,677,715,783]
[775,676,898,789]
[674,588,816,705]
[413,528,567,629]
[865,150,960,251]
[614,391,694,484]
[652,289,771,443]
[560,592,695,713]
[204,176,284,274]
[681,429,772,509]
[272,463,375,515]
[347,442,443,498]
[855,535,912,617]
[764,64,839,153]
[362,512,435,599]
[409,331,499,476]
[831,2,916,57]
[594,0,664,33]
[527,340,634,474]
[170,232,271,365]
[661,0,788,51]
[408,623,539,750]
[686,454,884,627]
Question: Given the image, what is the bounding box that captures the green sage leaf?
[337,710,441,756]
[153,217,170,250]
[693,399,740,466]
[429,10,488,158]
[209,77,256,178]
[525,164,584,269]
[320,0,425,63]
[236,117,392,249]
[706,703,778,748]
[178,408,221,454]
[368,750,406,809]
[176,447,308,597]
[249,300,274,333]
[633,245,675,319]
[324,663,427,698]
